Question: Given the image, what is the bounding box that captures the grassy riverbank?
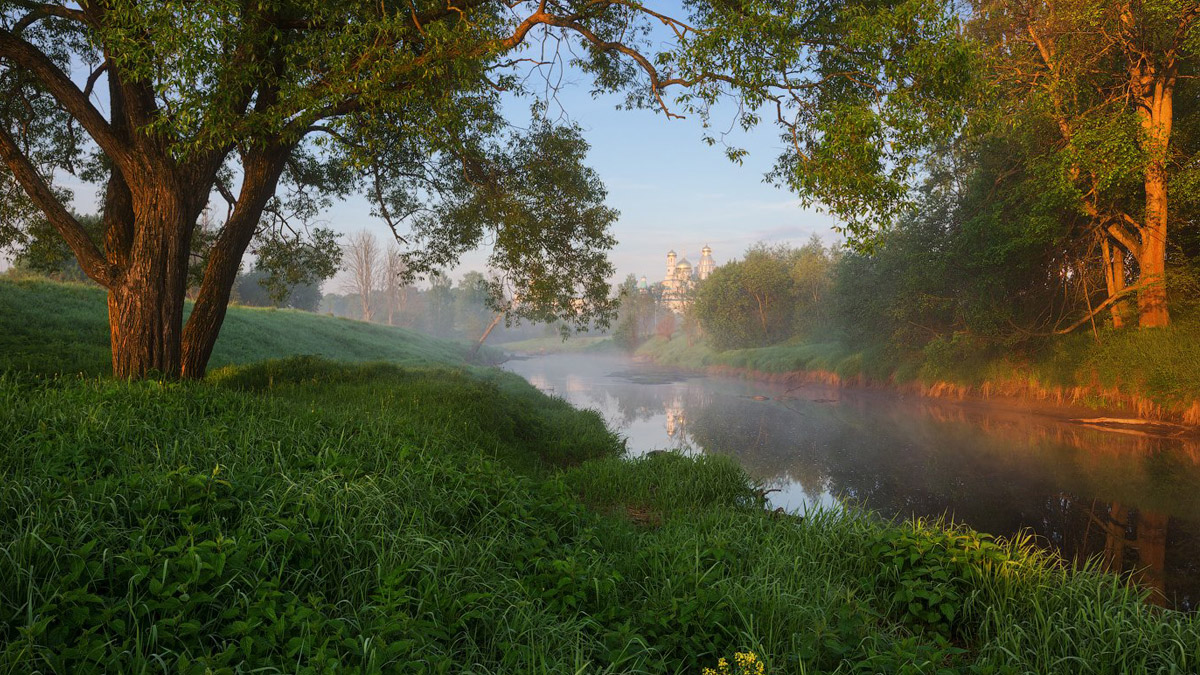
[2,278,1198,672]
[498,334,617,355]
[0,276,495,376]
[636,325,1200,425]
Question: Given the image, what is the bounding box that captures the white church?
[637,245,716,313]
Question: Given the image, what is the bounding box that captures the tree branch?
[0,28,140,177]
[11,2,88,34]
[1106,216,1142,257]
[0,124,117,286]
[1051,280,1152,335]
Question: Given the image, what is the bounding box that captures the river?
[503,353,1200,611]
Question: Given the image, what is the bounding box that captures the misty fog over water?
[504,353,1200,611]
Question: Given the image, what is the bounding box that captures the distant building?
[659,245,715,312]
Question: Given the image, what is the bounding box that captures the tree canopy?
[0,0,972,378]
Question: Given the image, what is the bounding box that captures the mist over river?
[503,353,1200,611]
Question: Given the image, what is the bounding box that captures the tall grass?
[3,279,1198,671]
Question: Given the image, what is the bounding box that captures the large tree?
[970,0,1200,327]
[0,0,970,379]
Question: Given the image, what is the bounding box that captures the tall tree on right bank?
[971,0,1200,327]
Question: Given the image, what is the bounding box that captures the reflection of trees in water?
[684,391,1200,610]
[1040,498,1200,610]
[581,380,714,431]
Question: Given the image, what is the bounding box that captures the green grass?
[498,334,617,354]
[2,276,1199,672]
[635,337,873,380]
[2,360,1197,673]
[0,276,492,376]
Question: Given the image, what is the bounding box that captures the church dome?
[676,258,692,269]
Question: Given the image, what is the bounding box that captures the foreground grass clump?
[3,358,1197,673]
[0,276,492,376]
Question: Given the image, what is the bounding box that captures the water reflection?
[503,354,1200,610]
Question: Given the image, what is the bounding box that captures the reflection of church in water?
[663,394,706,453]
[665,402,686,442]
[638,246,716,313]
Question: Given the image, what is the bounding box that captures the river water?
[503,353,1200,611]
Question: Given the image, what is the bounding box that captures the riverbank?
[2,279,1199,671]
[636,331,1200,428]
[497,334,617,355]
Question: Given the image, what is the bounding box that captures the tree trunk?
[1134,510,1169,606]
[471,312,505,360]
[1101,501,1127,573]
[1101,238,1127,328]
[180,152,287,379]
[361,293,373,323]
[107,186,191,379]
[1134,71,1173,328]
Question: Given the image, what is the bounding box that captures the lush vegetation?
[0,277,494,377]
[1,272,1197,673]
[3,355,1199,673]
[0,0,969,379]
[601,1,1200,424]
[637,320,1200,423]
[627,202,1200,420]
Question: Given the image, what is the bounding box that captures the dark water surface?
[503,353,1200,611]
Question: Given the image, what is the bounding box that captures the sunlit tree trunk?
[1128,24,1175,328]
[181,151,288,379]
[1101,238,1127,329]
[107,181,193,379]
[470,311,505,360]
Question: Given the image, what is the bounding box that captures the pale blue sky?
[340,83,841,288]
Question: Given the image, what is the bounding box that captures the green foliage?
[693,242,839,351]
[403,122,620,334]
[612,275,657,352]
[251,227,342,304]
[0,361,621,672]
[673,0,973,240]
[866,522,1011,637]
[232,268,322,311]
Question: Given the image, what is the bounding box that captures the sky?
[1,11,843,287]
[329,82,841,290]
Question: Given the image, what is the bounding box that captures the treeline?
[320,230,552,343]
[637,1,1200,369]
[672,194,1200,371]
